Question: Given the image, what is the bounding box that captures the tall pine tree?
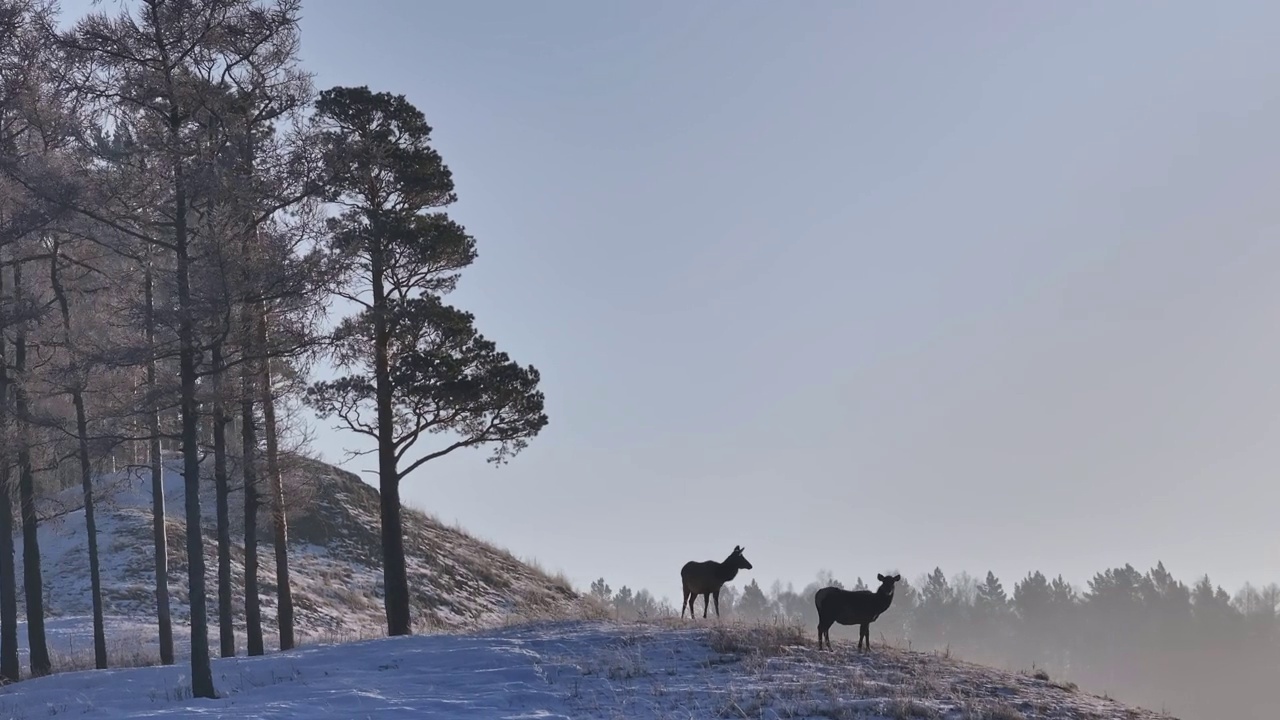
[308,87,548,636]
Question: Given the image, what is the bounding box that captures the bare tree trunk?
[144,253,173,666]
[13,259,49,676]
[49,243,108,670]
[380,470,408,636]
[241,306,263,656]
[371,253,410,636]
[211,343,235,658]
[256,308,293,650]
[71,390,106,669]
[0,456,13,683]
[173,155,215,698]
[0,262,17,683]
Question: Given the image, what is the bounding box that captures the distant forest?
[590,563,1279,720]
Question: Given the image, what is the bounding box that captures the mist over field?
[3,1,1280,718]
[589,563,1278,720]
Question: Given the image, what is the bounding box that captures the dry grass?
[50,644,163,675]
[672,620,1165,720]
[963,703,1029,720]
[707,620,808,657]
[887,697,942,719]
[1021,666,1079,694]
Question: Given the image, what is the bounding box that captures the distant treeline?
[589,563,1280,720]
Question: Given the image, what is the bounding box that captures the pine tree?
[308,87,548,636]
[975,571,1010,619]
[915,568,954,646]
[590,578,612,602]
[738,579,769,619]
[1013,571,1052,623]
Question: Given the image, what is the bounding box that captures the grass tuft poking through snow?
[708,620,808,657]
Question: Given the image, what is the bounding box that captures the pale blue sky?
[65,0,1280,600]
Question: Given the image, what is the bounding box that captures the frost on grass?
[0,620,1174,719]
[557,621,1176,720]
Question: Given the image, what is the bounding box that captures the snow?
[0,620,1176,719]
[2,463,1170,717]
[8,457,575,651]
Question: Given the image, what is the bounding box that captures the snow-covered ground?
[9,614,260,672]
[12,456,575,649]
[0,620,1176,719]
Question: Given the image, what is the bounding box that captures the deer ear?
[877,573,886,582]
[893,575,901,582]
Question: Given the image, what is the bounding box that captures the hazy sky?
[63,0,1280,601]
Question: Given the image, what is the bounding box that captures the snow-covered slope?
[12,454,576,649]
[0,620,1177,719]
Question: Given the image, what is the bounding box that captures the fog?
[280,4,1279,718]
[30,1,1280,716]
[592,563,1275,719]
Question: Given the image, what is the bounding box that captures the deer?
[680,545,753,619]
[814,573,902,651]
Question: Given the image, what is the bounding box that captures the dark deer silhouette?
[814,573,901,651]
[680,545,753,619]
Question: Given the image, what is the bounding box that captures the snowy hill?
[11,455,576,656]
[0,620,1177,719]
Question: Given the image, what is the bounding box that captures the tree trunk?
[144,254,174,666]
[211,343,235,658]
[379,470,408,636]
[72,389,107,670]
[241,304,263,657]
[49,243,108,670]
[0,452,14,684]
[173,155,215,699]
[256,308,293,650]
[371,252,410,636]
[0,263,17,683]
[13,259,49,677]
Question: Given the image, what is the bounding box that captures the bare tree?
[49,0,314,697]
[12,252,49,676]
[257,310,292,649]
[0,0,52,681]
[216,14,317,652]
[46,234,108,668]
[240,296,263,655]
[0,285,14,683]
[142,245,173,664]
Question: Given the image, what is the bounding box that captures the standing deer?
[680,545,753,619]
[814,573,901,651]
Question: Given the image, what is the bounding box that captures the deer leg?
[818,618,832,650]
[859,623,869,651]
[702,593,710,618]
[713,589,721,618]
[680,589,689,619]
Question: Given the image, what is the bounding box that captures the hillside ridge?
[0,620,1177,719]
[11,454,576,644]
